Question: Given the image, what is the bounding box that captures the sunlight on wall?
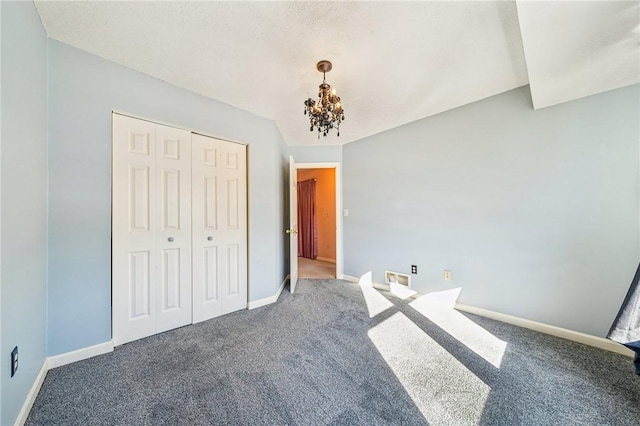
[359,271,393,318]
[368,312,490,424]
[410,294,507,368]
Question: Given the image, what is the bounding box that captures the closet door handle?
[207,236,213,241]
[168,237,174,242]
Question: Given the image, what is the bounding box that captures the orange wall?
[297,168,336,261]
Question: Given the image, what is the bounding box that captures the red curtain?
[297,179,317,259]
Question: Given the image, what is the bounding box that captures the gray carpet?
[26,279,640,425]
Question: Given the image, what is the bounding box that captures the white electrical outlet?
[343,209,349,217]
[444,270,451,281]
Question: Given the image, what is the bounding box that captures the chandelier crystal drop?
[303,60,345,138]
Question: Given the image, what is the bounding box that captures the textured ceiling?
[34,1,639,146]
[517,0,640,109]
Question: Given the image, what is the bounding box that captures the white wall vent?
[385,270,411,287]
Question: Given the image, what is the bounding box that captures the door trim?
[294,162,343,278]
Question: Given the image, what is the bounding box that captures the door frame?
[294,162,343,278]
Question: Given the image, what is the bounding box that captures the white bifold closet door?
[112,114,192,346]
[192,134,247,323]
[113,114,247,346]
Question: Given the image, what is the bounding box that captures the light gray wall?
[288,145,343,163]
[1,2,48,424]
[343,85,639,337]
[47,40,287,356]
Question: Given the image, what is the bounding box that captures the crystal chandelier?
[303,60,345,138]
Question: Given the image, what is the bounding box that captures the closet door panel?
[192,134,223,323]
[156,124,193,333]
[225,243,240,296]
[203,246,219,301]
[220,141,248,315]
[113,114,159,346]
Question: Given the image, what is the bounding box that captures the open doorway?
[297,167,336,279]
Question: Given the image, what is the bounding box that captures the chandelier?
[303,60,345,138]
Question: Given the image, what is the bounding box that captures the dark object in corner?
[607,263,640,376]
[11,346,18,377]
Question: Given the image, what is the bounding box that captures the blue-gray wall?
[1,2,48,424]
[288,145,343,164]
[343,85,639,337]
[47,40,288,356]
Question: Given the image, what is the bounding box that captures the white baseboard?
[47,341,114,369]
[248,275,289,310]
[455,303,635,358]
[340,274,359,282]
[316,257,336,264]
[14,360,48,426]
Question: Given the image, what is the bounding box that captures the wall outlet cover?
[11,346,18,377]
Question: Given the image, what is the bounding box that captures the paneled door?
[192,134,247,323]
[288,155,299,293]
[112,114,192,345]
[155,124,192,334]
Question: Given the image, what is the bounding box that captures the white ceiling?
[517,0,640,109]
[35,1,639,146]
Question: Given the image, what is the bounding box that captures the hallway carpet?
[298,257,336,279]
[27,279,640,425]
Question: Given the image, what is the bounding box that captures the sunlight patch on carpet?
[389,283,417,299]
[359,271,393,318]
[414,287,462,309]
[368,312,489,425]
[410,295,507,368]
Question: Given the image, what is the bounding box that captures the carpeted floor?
[27,279,640,425]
